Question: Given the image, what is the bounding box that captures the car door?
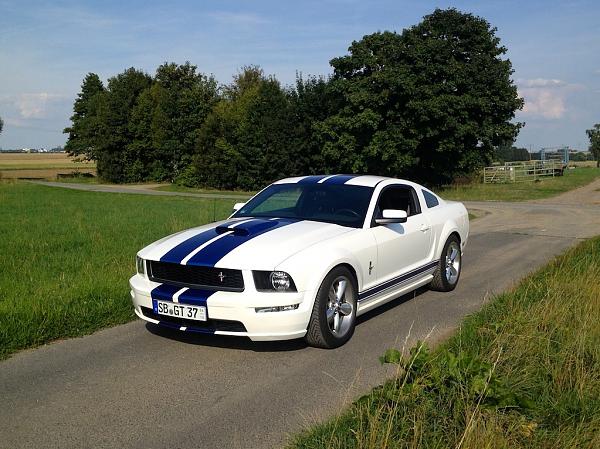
[369,184,433,286]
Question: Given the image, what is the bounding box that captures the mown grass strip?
[0,182,236,359]
[288,236,600,449]
[439,167,600,202]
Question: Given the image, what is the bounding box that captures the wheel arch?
[306,257,363,297]
[435,221,465,260]
[448,230,461,243]
[334,262,359,290]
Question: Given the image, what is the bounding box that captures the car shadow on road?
[144,286,429,352]
[356,286,429,325]
[145,322,309,352]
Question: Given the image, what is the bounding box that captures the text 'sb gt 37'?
[130,174,469,348]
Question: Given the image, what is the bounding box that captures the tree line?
[64,8,524,189]
[587,124,600,167]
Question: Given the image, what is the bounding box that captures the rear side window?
[422,190,440,208]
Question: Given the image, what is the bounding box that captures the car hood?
[139,217,355,270]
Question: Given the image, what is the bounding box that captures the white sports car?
[130,175,469,348]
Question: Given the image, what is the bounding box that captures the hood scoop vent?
[215,225,250,236]
[215,219,281,237]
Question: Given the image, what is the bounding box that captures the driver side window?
[373,185,421,222]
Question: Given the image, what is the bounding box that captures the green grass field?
[439,167,600,202]
[288,236,600,449]
[0,181,236,359]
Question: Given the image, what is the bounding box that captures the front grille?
[141,307,247,332]
[149,261,244,292]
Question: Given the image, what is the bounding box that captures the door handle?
[420,224,431,232]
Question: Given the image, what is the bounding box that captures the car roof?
[274,174,415,188]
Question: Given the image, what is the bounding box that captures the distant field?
[0,181,236,359]
[439,167,600,202]
[568,160,597,168]
[0,153,96,179]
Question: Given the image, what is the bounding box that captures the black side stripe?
[358,261,438,301]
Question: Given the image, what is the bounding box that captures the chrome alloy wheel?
[445,241,461,285]
[326,276,356,336]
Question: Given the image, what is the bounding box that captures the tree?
[586,124,600,168]
[316,8,523,185]
[128,62,218,181]
[194,66,300,190]
[289,74,341,174]
[494,142,530,162]
[93,68,152,182]
[63,73,105,158]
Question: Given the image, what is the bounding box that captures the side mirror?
[375,209,407,225]
[232,202,245,212]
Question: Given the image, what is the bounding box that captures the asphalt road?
[2,179,599,449]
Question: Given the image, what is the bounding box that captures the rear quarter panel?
[426,201,469,259]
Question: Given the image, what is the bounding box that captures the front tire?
[305,266,357,349]
[430,235,462,292]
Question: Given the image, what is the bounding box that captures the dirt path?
[28,180,251,200]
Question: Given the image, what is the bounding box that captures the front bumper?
[129,274,313,341]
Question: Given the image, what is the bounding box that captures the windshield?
[233,183,374,228]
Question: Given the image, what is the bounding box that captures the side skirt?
[356,272,435,316]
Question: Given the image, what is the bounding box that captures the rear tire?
[305,266,357,349]
[430,235,462,292]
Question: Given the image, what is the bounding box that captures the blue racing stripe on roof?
[159,221,237,264]
[297,175,329,184]
[186,218,297,266]
[322,174,358,185]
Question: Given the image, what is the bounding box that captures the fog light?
[255,304,299,313]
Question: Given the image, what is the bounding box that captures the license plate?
[152,300,207,321]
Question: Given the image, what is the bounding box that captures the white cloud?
[518,78,566,88]
[519,88,565,119]
[14,93,66,119]
[517,78,582,120]
[208,11,269,26]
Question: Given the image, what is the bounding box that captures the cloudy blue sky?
[1,0,599,151]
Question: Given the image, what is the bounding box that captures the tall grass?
[289,237,600,448]
[0,182,236,359]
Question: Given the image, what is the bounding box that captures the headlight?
[136,255,145,275]
[253,271,297,292]
[270,271,291,291]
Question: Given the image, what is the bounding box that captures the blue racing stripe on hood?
[159,220,237,264]
[186,218,297,266]
[322,174,358,184]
